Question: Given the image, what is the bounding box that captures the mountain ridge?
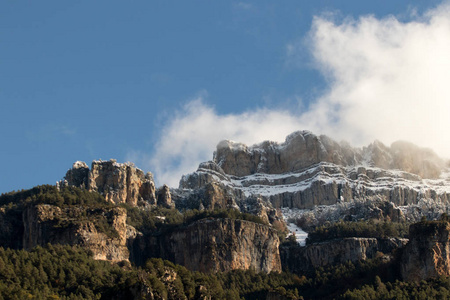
[178,131,450,221]
[212,130,445,178]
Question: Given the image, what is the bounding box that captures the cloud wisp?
[146,3,450,187]
[148,97,306,186]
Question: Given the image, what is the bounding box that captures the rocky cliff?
[22,204,132,262]
[133,218,282,274]
[281,237,408,274]
[19,203,282,273]
[214,131,444,178]
[401,221,450,282]
[64,159,157,206]
[179,131,450,214]
[0,183,284,274]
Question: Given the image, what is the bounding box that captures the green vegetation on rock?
[306,220,410,244]
[0,185,110,209]
[123,205,267,235]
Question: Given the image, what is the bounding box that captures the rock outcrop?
[64,161,89,189]
[22,204,131,261]
[134,218,281,274]
[174,180,283,226]
[156,185,175,208]
[214,132,359,177]
[281,237,408,274]
[401,221,450,282]
[64,160,157,206]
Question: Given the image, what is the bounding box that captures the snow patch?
[220,163,450,200]
[286,222,308,246]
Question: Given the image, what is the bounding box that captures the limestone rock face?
[177,172,243,212]
[167,218,281,273]
[175,177,282,225]
[401,221,450,282]
[22,204,131,262]
[213,131,444,178]
[214,132,354,176]
[179,161,230,190]
[281,237,408,274]
[136,218,281,274]
[64,159,157,206]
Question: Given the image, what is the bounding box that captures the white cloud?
[303,3,450,154]
[144,2,450,187]
[148,95,307,187]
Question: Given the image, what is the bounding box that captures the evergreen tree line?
[0,244,300,299]
[305,220,410,244]
[1,244,450,299]
[0,185,111,209]
[123,205,267,235]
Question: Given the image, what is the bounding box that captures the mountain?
[179,130,450,223]
[3,130,450,298]
[56,131,450,277]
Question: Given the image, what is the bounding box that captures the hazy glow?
[147,3,450,187]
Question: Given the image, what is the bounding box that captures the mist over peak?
[212,131,446,180]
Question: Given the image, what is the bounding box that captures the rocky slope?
[179,131,450,217]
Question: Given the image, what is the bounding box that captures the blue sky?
[1,0,449,193]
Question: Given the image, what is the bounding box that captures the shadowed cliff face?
[214,132,360,177]
[22,204,131,262]
[281,237,408,274]
[133,218,282,274]
[401,221,450,282]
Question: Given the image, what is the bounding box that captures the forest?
[1,244,450,299]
